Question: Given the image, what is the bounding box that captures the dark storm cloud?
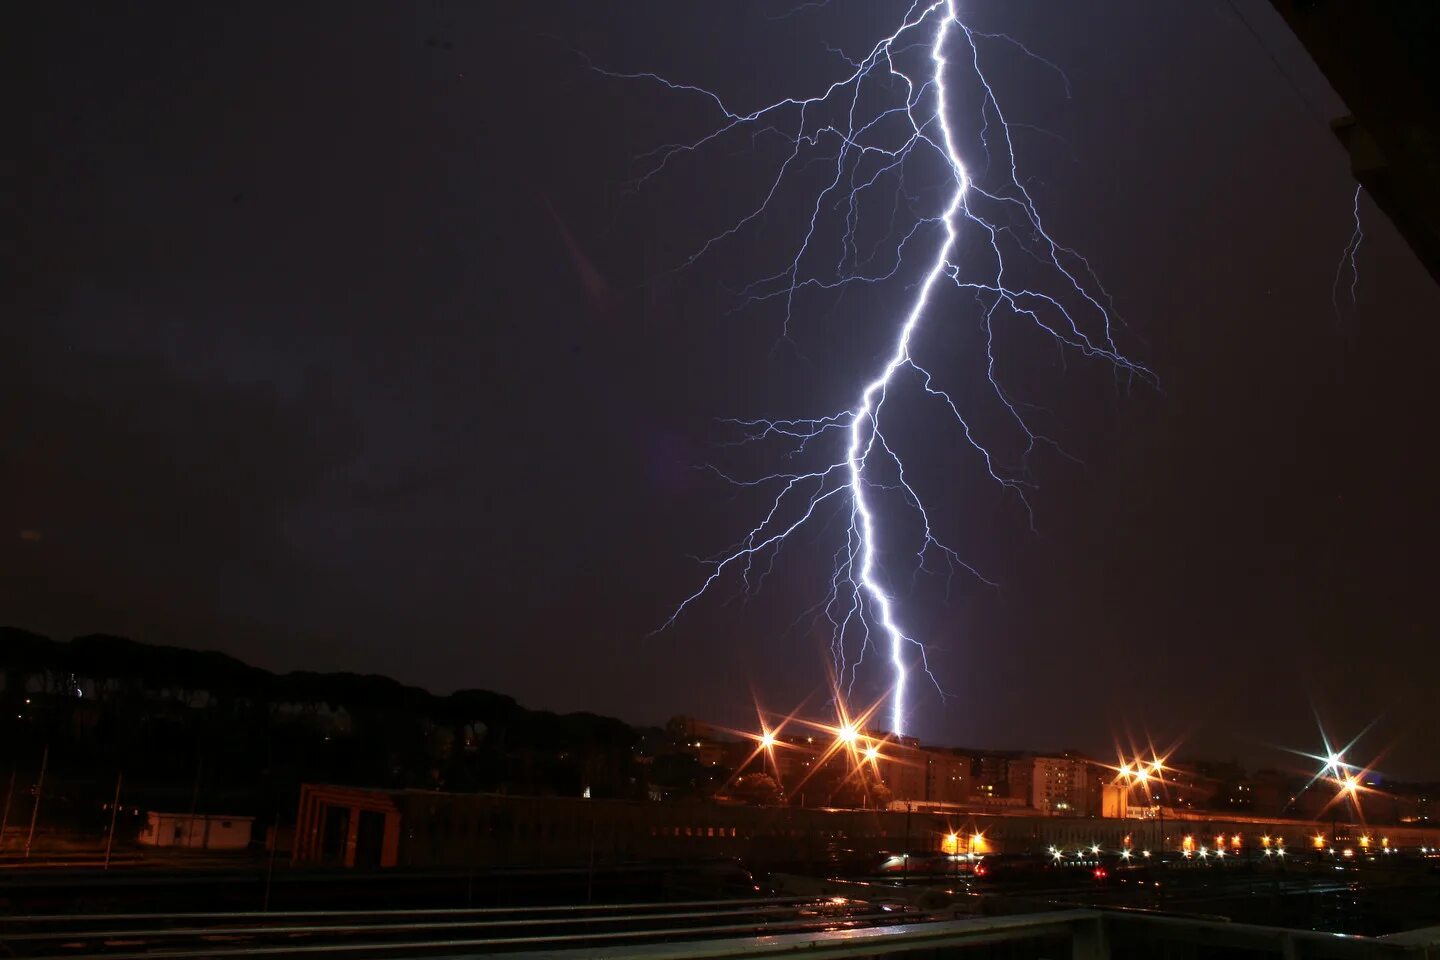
[0,334,359,661]
[11,0,1440,777]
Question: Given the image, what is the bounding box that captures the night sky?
[11,2,1440,778]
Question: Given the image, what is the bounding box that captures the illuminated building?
[1031,754,1094,817]
[924,751,971,805]
[1101,783,1130,819]
[972,752,1032,804]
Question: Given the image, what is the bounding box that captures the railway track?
[0,895,916,958]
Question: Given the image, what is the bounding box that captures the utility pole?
[104,771,124,869]
[187,754,204,850]
[262,815,279,912]
[1158,805,1165,864]
[24,746,48,859]
[903,802,913,881]
[586,816,597,905]
[0,767,15,853]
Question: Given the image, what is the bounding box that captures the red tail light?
[974,864,987,877]
[1093,867,1107,879]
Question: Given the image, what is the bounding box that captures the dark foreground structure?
[5,896,1440,958]
[1269,0,1440,286]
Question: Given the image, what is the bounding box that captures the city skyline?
[5,626,1430,799]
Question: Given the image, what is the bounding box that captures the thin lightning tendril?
[1333,184,1364,321]
[605,1,1152,735]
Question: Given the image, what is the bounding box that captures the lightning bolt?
[1333,184,1363,320]
[606,1,1152,735]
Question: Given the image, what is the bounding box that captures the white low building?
[138,812,254,850]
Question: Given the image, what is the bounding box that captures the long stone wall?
[295,784,1440,869]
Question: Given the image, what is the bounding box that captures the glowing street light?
[760,731,776,749]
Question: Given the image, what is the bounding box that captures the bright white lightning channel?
[607,1,1152,735]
